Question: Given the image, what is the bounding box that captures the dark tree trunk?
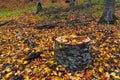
[51,0,57,3]
[69,0,75,7]
[24,0,33,3]
[87,0,92,6]
[98,0,117,24]
[65,0,75,7]
[36,0,43,14]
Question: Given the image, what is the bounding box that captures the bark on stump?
[54,36,91,72]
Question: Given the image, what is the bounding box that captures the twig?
[24,51,43,61]
[0,20,14,26]
[24,49,53,61]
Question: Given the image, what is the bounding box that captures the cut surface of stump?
[54,35,91,72]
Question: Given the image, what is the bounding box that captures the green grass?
[0,9,24,18]
[0,2,36,19]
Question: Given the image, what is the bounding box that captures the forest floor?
[0,0,120,79]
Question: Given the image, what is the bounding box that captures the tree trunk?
[36,0,43,14]
[87,0,92,6]
[98,0,117,24]
[24,0,33,3]
[69,0,75,7]
[51,0,57,3]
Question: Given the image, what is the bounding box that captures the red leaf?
[85,71,93,79]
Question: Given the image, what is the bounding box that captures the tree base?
[98,14,118,24]
[51,0,57,3]
[36,2,43,14]
[65,0,76,3]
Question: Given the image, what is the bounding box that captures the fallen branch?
[38,23,56,29]
[24,51,43,61]
[0,20,14,26]
[34,19,86,30]
[24,49,53,61]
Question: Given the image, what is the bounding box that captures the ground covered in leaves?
[0,2,120,80]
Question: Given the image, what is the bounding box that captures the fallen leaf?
[99,67,104,73]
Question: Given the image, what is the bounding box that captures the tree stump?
[54,35,91,72]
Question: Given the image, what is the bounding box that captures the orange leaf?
[85,71,93,79]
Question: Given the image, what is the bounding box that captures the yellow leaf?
[30,77,39,80]
[40,54,45,57]
[23,61,29,65]
[106,54,110,59]
[92,46,98,51]
[110,72,120,79]
[17,59,23,64]
[41,78,45,80]
[44,67,51,73]
[54,76,62,80]
[33,66,39,72]
[63,35,68,38]
[49,61,54,64]
[5,67,11,72]
[24,75,29,80]
[99,67,104,73]
[112,48,116,51]
[51,51,54,55]
[52,71,57,76]
[59,44,62,49]
[70,35,76,38]
[25,67,32,73]
[62,39,68,43]
[4,72,13,80]
[72,39,77,43]
[101,43,106,47]
[113,59,118,63]
[104,63,109,67]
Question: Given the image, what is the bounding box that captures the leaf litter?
[0,5,120,80]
